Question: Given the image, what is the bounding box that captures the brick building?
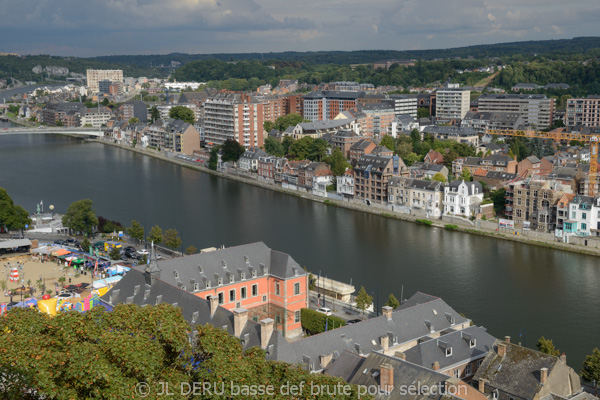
[353,154,406,204]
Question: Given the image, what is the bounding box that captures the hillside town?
[2,67,600,399]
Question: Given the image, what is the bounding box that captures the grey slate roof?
[411,162,446,173]
[350,138,374,151]
[346,352,451,400]
[474,340,561,400]
[355,154,394,174]
[547,167,578,180]
[423,126,477,137]
[278,292,470,370]
[447,180,483,195]
[484,171,517,181]
[402,325,496,371]
[150,242,306,291]
[99,267,279,356]
[323,351,365,382]
[389,177,444,192]
[298,119,354,131]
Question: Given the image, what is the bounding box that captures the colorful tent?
[52,249,71,257]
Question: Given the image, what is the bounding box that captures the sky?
[1,0,599,57]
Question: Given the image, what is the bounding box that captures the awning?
[52,249,71,256]
[0,239,32,250]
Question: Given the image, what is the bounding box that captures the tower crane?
[486,129,599,197]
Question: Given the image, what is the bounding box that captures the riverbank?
[88,138,600,258]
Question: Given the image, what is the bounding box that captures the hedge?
[301,308,346,335]
[416,219,433,226]
[444,224,459,230]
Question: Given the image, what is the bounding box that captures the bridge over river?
[0,126,102,137]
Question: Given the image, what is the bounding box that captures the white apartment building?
[86,69,123,94]
[476,94,555,129]
[80,110,112,127]
[388,95,418,118]
[565,96,600,127]
[436,86,471,119]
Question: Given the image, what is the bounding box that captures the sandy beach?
[0,254,95,303]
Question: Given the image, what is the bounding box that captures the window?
[294,282,300,295]
[572,212,576,219]
[193,283,199,292]
[454,369,460,378]
[275,282,280,296]
[470,339,476,348]
[229,290,235,302]
[445,347,452,357]
[294,310,300,323]
[252,284,258,297]
[582,223,587,230]
[583,213,587,219]
[218,292,224,304]
[276,315,281,324]
[465,363,472,376]
[241,287,247,299]
[477,359,483,367]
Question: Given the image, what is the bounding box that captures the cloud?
[0,0,599,55]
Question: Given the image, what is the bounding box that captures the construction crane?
[486,129,599,197]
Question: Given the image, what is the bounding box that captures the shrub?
[444,224,459,230]
[416,219,433,226]
[301,308,346,335]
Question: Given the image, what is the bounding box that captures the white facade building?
[336,170,355,198]
[436,86,470,119]
[443,180,484,217]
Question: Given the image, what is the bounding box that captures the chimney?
[504,335,511,344]
[382,306,393,320]
[540,367,548,384]
[380,363,394,393]
[478,379,486,393]
[432,361,440,371]
[395,352,406,360]
[209,295,219,317]
[260,318,274,350]
[233,308,248,338]
[380,335,389,352]
[497,343,507,357]
[320,353,333,369]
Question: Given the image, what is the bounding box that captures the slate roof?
[142,242,306,291]
[480,154,515,165]
[99,267,279,356]
[278,292,470,370]
[423,126,478,137]
[402,326,496,371]
[396,114,416,125]
[323,351,365,382]
[355,154,394,173]
[389,177,444,192]
[298,119,353,132]
[303,90,365,99]
[484,171,517,181]
[411,162,446,173]
[347,352,451,400]
[474,340,560,400]
[447,180,483,195]
[547,167,578,180]
[350,138,375,151]
[241,147,267,161]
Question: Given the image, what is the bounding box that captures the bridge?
[0,126,103,137]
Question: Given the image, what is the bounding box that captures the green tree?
[327,148,350,176]
[62,199,98,236]
[403,152,419,167]
[0,305,194,399]
[221,139,245,162]
[102,97,109,106]
[274,113,303,131]
[150,105,160,122]
[417,108,430,118]
[55,120,64,127]
[109,246,121,260]
[163,228,182,249]
[582,348,600,395]
[128,117,139,124]
[146,225,163,245]
[185,245,198,255]
[432,172,447,183]
[263,120,275,133]
[168,105,195,124]
[490,188,507,216]
[208,146,219,170]
[536,336,560,356]
[355,286,373,317]
[81,237,91,254]
[380,135,395,152]
[384,293,400,309]
[127,220,144,241]
[264,136,285,156]
[282,136,295,155]
[459,168,473,182]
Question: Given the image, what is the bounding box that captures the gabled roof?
[350,138,375,151]
[447,180,483,195]
[402,326,496,371]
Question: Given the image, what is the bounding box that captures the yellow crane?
[486,129,599,197]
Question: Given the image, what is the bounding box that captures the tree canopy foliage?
[163,228,182,249]
[62,199,98,236]
[0,188,31,231]
[220,139,246,162]
[168,105,195,124]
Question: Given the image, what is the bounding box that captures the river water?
[0,133,598,368]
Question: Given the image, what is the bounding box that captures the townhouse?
[388,177,444,218]
[444,180,484,217]
[143,118,201,155]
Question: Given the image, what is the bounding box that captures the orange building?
[148,242,308,337]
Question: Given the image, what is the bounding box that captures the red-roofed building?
[424,149,445,165]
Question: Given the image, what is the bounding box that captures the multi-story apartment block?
[283,94,304,116]
[118,100,148,122]
[336,169,354,199]
[386,95,418,118]
[388,177,444,218]
[436,86,471,119]
[565,96,600,127]
[356,103,396,138]
[41,102,87,127]
[444,180,484,217]
[353,154,406,204]
[476,94,555,128]
[80,109,112,127]
[348,138,376,162]
[99,79,123,96]
[156,104,201,124]
[255,94,287,124]
[423,126,479,147]
[330,130,363,158]
[143,118,201,155]
[204,93,264,149]
[303,91,363,122]
[462,111,525,135]
[86,69,123,94]
[505,178,572,231]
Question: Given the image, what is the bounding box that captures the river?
[0,133,598,368]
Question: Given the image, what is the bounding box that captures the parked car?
[316,307,332,316]
[136,249,149,256]
[346,319,362,325]
[124,246,136,253]
[125,251,138,259]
